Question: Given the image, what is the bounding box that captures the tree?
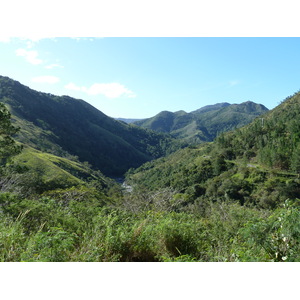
[0,103,22,165]
[291,147,300,174]
[213,155,227,176]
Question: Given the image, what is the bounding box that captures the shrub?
[21,227,76,262]
[0,213,27,261]
[233,200,300,261]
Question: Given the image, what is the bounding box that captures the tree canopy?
[0,103,22,164]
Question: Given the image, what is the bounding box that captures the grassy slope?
[12,146,98,189]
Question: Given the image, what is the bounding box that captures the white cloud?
[88,83,136,98]
[70,37,104,42]
[65,82,136,98]
[15,48,43,65]
[45,63,64,69]
[21,37,56,46]
[32,76,60,84]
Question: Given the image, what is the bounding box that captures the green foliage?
[0,188,300,262]
[0,213,27,261]
[0,102,22,164]
[233,200,300,261]
[0,146,113,197]
[75,209,208,262]
[127,147,215,192]
[215,91,300,173]
[21,227,76,262]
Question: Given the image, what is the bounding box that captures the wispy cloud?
[71,37,103,42]
[32,76,60,84]
[15,48,43,65]
[45,63,64,69]
[0,37,55,48]
[65,82,136,98]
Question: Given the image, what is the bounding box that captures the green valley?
[1,75,300,262]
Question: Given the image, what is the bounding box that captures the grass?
[12,146,89,187]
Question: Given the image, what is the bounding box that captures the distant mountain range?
[133,101,268,143]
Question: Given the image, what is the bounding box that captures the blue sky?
[1,37,300,118]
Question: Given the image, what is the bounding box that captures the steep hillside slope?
[134,101,268,143]
[11,146,100,191]
[127,91,300,209]
[216,91,300,171]
[0,76,179,176]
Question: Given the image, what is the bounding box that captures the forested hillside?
[127,91,300,209]
[134,101,268,143]
[216,93,300,172]
[0,76,181,176]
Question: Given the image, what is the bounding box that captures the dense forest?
[1,76,300,262]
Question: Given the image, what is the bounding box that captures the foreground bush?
[0,191,300,261]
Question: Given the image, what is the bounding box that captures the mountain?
[0,76,180,176]
[134,110,192,132]
[133,101,269,143]
[126,91,300,209]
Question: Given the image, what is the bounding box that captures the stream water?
[113,177,133,193]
